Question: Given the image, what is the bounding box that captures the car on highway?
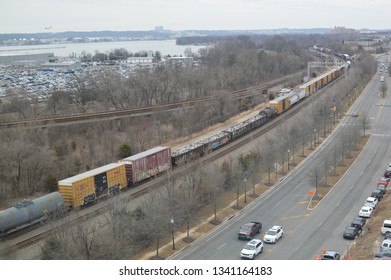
[359,206,374,218]
[238,222,262,240]
[371,189,384,200]
[263,225,283,244]
[364,197,378,208]
[351,112,358,117]
[351,217,366,230]
[321,250,340,260]
[240,239,264,260]
[343,226,361,239]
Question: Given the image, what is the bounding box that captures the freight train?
[0,66,346,235]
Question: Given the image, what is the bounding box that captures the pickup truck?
[238,222,262,240]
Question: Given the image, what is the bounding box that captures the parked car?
[371,189,384,200]
[374,250,391,259]
[381,220,391,235]
[359,206,373,218]
[384,169,391,178]
[343,226,361,239]
[377,177,391,191]
[351,217,366,230]
[376,184,387,195]
[321,250,340,260]
[263,225,283,244]
[380,239,391,251]
[364,197,378,208]
[378,177,390,187]
[240,239,264,260]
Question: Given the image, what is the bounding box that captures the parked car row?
[344,170,389,242]
[358,175,389,220]
[370,163,391,259]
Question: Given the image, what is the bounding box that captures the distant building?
[331,26,359,34]
[127,56,154,64]
[0,53,57,66]
[166,56,193,66]
[155,26,164,32]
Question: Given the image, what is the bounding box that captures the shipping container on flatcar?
[120,146,172,186]
[58,163,127,207]
[269,95,290,114]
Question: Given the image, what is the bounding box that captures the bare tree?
[70,222,100,260]
[205,163,225,224]
[260,137,278,185]
[177,165,206,241]
[67,75,96,113]
[246,152,262,197]
[140,189,171,258]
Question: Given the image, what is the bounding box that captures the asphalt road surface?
[172,63,391,260]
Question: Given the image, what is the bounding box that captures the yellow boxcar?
[58,163,127,207]
[299,67,342,97]
[269,95,290,114]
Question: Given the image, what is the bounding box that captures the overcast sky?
[1,0,390,34]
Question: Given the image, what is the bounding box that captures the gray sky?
[1,0,389,34]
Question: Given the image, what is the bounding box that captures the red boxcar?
[120,146,172,186]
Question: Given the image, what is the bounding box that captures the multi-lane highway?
[172,58,391,260]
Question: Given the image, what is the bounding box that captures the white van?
[381,220,391,235]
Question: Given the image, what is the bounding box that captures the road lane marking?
[217,243,227,250]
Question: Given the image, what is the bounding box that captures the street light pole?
[243,178,247,203]
[170,219,175,250]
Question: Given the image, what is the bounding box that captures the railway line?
[1,86,314,256]
[1,63,343,256]
[0,72,303,129]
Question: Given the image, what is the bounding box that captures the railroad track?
[0,72,303,129]
[3,84,311,255]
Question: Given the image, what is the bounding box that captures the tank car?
[259,106,278,119]
[0,192,65,235]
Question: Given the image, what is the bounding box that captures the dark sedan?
[376,185,386,195]
[343,226,360,239]
[371,189,384,200]
[351,217,366,230]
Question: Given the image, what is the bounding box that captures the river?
[0,39,207,58]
